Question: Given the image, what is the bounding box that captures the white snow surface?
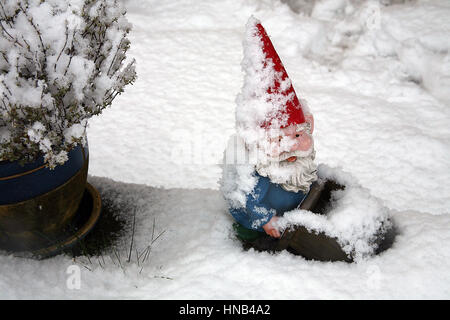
[1,0,450,299]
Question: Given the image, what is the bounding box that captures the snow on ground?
[1,0,450,299]
[1,176,449,299]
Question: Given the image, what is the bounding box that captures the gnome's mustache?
[264,146,314,164]
[256,149,317,193]
[277,149,314,162]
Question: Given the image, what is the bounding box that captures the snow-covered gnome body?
[221,17,317,239]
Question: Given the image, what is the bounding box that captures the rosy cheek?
[299,138,312,150]
[293,134,312,151]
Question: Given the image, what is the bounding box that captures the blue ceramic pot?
[0,144,89,251]
[0,145,88,205]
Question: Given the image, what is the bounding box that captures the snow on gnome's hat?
[236,16,306,133]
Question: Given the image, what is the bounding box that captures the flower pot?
[32,182,102,259]
[0,144,89,251]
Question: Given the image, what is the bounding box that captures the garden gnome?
[222,17,318,244]
[222,18,395,262]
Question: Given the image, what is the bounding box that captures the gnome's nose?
[286,156,297,162]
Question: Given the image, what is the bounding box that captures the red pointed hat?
[255,22,305,128]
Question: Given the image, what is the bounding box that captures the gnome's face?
[267,115,314,161]
[256,116,317,193]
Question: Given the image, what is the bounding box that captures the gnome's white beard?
[256,149,318,193]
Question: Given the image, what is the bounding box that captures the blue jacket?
[229,172,308,232]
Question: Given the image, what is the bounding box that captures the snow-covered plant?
[0,0,136,167]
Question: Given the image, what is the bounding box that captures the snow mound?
[277,164,392,261]
[236,16,278,149]
[220,134,257,209]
